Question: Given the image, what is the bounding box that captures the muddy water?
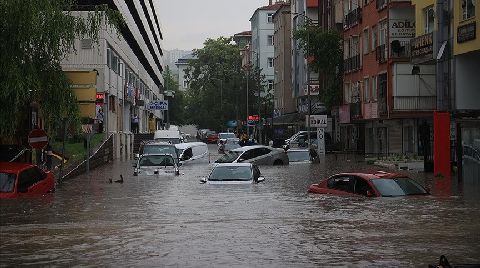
[1,145,479,267]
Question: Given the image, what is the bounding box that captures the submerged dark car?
[308,171,429,197]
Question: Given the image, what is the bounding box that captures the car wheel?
[273,160,283,165]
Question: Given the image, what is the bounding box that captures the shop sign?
[411,32,434,63]
[457,22,476,43]
[390,19,416,38]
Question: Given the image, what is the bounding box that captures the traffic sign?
[149,100,169,110]
[28,129,48,149]
[307,115,328,128]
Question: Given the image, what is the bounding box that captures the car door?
[352,176,376,196]
[249,148,272,165]
[326,175,356,196]
[17,167,45,194]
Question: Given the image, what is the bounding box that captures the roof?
[232,145,271,152]
[0,162,34,172]
[141,153,175,158]
[213,163,253,168]
[337,171,403,180]
[175,142,207,150]
[250,2,285,21]
[175,53,197,66]
[234,31,252,37]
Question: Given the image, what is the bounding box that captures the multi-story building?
[250,1,284,97]
[340,0,434,159]
[62,0,165,148]
[175,53,197,91]
[273,3,295,127]
[163,49,192,77]
[233,31,252,50]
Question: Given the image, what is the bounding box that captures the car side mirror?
[366,190,375,197]
[200,178,207,184]
[134,153,139,160]
[257,177,265,183]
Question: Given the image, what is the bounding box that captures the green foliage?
[0,0,123,142]
[294,24,343,109]
[184,37,263,131]
[163,66,185,125]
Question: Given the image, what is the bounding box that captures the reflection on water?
[1,148,479,267]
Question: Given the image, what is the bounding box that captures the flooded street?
[1,145,480,267]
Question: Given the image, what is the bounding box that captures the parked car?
[0,162,55,198]
[175,142,209,165]
[153,130,183,144]
[133,154,180,176]
[215,145,289,165]
[206,132,219,144]
[200,163,264,184]
[308,171,429,197]
[135,141,179,163]
[283,131,334,151]
[287,149,319,164]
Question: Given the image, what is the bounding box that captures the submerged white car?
[133,154,180,176]
[200,163,264,184]
[215,145,289,165]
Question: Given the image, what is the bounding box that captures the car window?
[139,155,175,166]
[209,166,253,181]
[0,172,16,193]
[353,176,373,196]
[287,151,310,162]
[371,178,427,197]
[182,148,193,160]
[216,151,241,163]
[143,144,178,158]
[240,150,256,160]
[327,176,355,193]
[17,167,44,193]
[192,145,207,157]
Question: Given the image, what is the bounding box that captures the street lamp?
[284,11,314,147]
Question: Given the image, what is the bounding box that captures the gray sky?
[156,0,269,50]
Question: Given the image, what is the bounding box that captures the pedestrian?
[44,141,53,170]
[131,114,139,133]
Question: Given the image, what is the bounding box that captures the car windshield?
[215,151,241,163]
[143,145,178,157]
[209,166,252,181]
[155,138,181,144]
[219,133,236,139]
[139,155,175,167]
[287,151,310,162]
[0,172,16,193]
[371,178,428,197]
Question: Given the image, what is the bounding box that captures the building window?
[183,80,189,88]
[268,35,274,46]
[379,20,387,46]
[363,78,369,101]
[462,0,476,20]
[107,48,111,68]
[268,80,274,91]
[267,13,274,23]
[371,25,377,52]
[424,6,435,33]
[371,75,377,100]
[268,57,274,68]
[363,28,369,54]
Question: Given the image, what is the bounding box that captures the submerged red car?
[0,162,55,198]
[308,171,429,197]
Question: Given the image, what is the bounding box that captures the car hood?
[207,180,254,185]
[137,166,178,176]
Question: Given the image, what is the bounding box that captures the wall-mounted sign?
[457,22,476,43]
[411,32,434,63]
[248,115,260,121]
[303,84,320,96]
[148,100,168,110]
[390,19,416,38]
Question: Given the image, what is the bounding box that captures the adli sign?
[149,100,168,111]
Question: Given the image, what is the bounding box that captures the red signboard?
[28,129,48,149]
[248,115,260,121]
[433,112,451,178]
[96,93,104,100]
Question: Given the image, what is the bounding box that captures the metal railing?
[390,40,411,58]
[344,7,362,29]
[344,54,361,73]
[375,44,387,63]
[393,96,437,111]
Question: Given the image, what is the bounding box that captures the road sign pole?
[86,133,91,173]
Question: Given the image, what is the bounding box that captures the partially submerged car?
[175,142,209,165]
[287,149,319,164]
[308,171,429,197]
[200,163,264,184]
[0,162,55,198]
[215,145,289,165]
[133,154,180,176]
[135,141,179,163]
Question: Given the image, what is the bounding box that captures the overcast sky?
[156,0,269,51]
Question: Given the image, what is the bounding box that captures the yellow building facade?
[64,70,98,119]
[453,0,479,55]
[412,0,436,37]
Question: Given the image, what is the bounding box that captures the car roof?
[175,142,207,149]
[232,145,271,152]
[0,162,34,172]
[214,163,253,168]
[333,171,403,180]
[141,153,175,158]
[287,149,310,152]
[144,141,174,146]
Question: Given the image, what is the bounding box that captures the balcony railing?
[344,54,361,73]
[376,0,388,10]
[350,102,362,120]
[390,40,411,59]
[393,96,437,111]
[375,44,387,63]
[344,7,362,29]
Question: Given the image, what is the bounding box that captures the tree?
[163,66,185,125]
[0,0,123,142]
[294,24,343,109]
[184,37,263,131]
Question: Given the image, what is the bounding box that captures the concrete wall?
[456,52,480,110]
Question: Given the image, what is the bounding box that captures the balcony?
[375,44,387,63]
[363,102,379,119]
[344,55,361,73]
[344,7,362,29]
[376,0,387,10]
[393,96,437,111]
[390,40,411,59]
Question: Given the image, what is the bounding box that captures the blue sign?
[149,100,169,110]
[226,120,237,128]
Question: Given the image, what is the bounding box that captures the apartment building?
[62,0,165,141]
[340,0,434,158]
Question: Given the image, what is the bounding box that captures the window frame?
[424,6,435,33]
[462,0,476,20]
